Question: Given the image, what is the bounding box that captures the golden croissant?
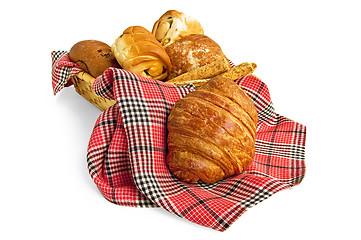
[111,26,172,80]
[166,76,258,184]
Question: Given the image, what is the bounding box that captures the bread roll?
[69,40,120,78]
[165,34,228,79]
[152,10,204,48]
[167,76,258,184]
[111,26,172,81]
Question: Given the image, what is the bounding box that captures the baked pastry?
[152,10,204,48]
[69,40,120,78]
[111,26,172,81]
[165,34,228,79]
[167,76,258,184]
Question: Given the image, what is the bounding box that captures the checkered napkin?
[51,51,307,231]
[51,51,82,95]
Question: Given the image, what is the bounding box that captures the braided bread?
[111,26,172,80]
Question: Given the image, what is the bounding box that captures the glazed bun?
[111,26,172,81]
[69,40,120,78]
[165,34,228,79]
[152,10,204,48]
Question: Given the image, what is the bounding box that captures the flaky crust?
[152,10,204,48]
[111,26,172,80]
[167,77,258,184]
[166,34,227,79]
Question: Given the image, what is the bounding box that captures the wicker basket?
[71,72,116,111]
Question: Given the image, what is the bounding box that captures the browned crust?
[167,77,258,183]
[165,57,231,86]
[69,40,119,77]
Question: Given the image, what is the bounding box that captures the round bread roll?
[152,10,204,48]
[69,40,120,78]
[165,34,227,79]
[111,26,172,81]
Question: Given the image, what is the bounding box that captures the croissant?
[111,26,172,80]
[152,10,204,48]
[166,76,258,184]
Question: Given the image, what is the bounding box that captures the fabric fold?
[51,51,307,231]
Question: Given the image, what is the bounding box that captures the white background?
[1,0,360,239]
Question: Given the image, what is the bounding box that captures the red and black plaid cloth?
[52,51,307,231]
